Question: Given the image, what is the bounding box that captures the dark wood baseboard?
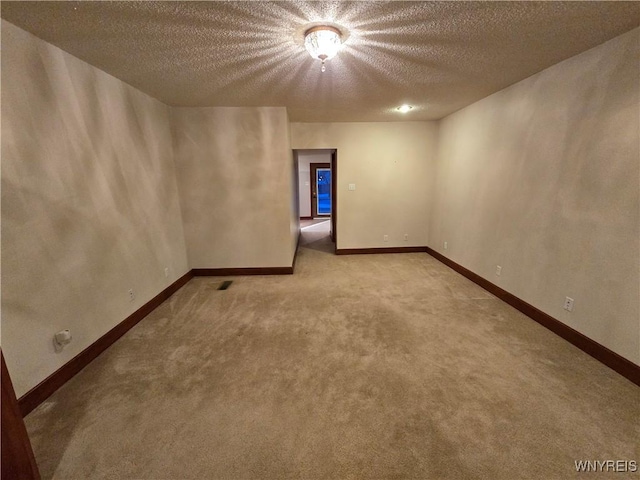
[2,351,40,479]
[192,266,293,276]
[299,216,312,220]
[425,247,640,386]
[17,259,297,416]
[18,271,194,417]
[336,246,428,255]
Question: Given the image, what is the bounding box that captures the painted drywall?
[171,107,296,269]
[298,152,332,218]
[430,28,640,365]
[290,122,438,249]
[298,158,311,218]
[287,116,299,262]
[1,21,189,396]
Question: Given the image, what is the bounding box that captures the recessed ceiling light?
[396,105,413,113]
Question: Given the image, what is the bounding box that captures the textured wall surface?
[298,159,312,218]
[172,107,296,269]
[291,122,437,250]
[1,21,189,396]
[286,116,299,262]
[430,28,640,364]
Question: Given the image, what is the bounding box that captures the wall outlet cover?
[563,297,575,312]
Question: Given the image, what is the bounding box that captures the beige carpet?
[25,232,639,479]
[300,218,331,228]
[300,220,333,254]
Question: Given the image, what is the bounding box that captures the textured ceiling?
[2,1,639,122]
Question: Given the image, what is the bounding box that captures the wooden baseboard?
[336,246,427,255]
[192,266,293,276]
[299,216,312,220]
[18,271,194,417]
[425,247,640,386]
[17,259,297,416]
[2,351,40,479]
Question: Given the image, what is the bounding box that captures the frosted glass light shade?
[304,26,342,71]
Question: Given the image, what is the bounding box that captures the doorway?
[310,163,331,218]
[294,149,337,249]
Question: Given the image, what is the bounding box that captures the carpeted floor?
[300,218,331,228]
[300,217,331,231]
[300,219,333,254]
[25,229,639,479]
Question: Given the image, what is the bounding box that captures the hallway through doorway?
[300,218,333,254]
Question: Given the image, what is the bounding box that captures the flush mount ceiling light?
[396,104,414,113]
[304,25,343,72]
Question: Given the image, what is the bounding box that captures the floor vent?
[218,280,233,291]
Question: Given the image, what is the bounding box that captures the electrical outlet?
[164,267,169,278]
[563,297,574,312]
[128,289,135,302]
[383,235,389,242]
[53,329,72,352]
[404,234,408,241]
[444,241,448,250]
[496,265,502,276]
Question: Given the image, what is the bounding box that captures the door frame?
[310,163,331,218]
[293,148,337,250]
[330,150,337,244]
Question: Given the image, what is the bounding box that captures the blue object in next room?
[317,169,331,215]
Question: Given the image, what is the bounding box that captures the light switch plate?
[348,184,356,191]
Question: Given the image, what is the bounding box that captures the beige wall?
[171,107,296,269]
[1,21,189,396]
[430,28,640,364]
[287,116,299,261]
[290,122,438,249]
